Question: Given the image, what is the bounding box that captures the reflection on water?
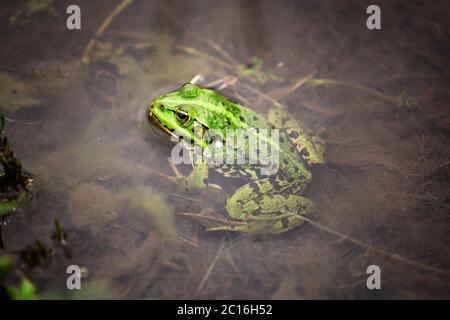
[1,0,449,299]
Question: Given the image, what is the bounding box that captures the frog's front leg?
[186,162,210,189]
[167,159,210,190]
[268,108,325,165]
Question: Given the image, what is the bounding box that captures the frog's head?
[149,83,237,148]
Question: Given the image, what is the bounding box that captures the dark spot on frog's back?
[248,182,260,193]
[239,115,245,122]
[281,218,290,229]
[253,115,258,121]
[268,176,281,189]
[289,131,300,139]
[300,149,310,158]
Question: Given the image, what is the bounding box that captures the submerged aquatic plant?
[52,218,71,259]
[0,113,33,218]
[0,115,25,188]
[20,240,52,269]
[396,89,418,109]
[9,0,59,27]
[0,74,44,113]
[0,257,37,300]
[0,221,71,299]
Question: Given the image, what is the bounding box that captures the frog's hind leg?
[224,180,316,234]
[215,193,316,234]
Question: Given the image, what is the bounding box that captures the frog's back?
[233,105,310,184]
[203,89,311,185]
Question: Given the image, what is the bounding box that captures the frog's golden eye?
[175,109,190,125]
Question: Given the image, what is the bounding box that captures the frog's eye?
[175,109,190,125]
[180,83,200,98]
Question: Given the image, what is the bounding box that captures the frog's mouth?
[148,110,174,138]
[148,108,193,145]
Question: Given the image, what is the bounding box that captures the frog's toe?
[177,212,243,229]
[206,224,249,233]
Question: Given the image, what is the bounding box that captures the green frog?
[148,83,325,234]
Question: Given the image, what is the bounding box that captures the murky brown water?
[1,0,449,299]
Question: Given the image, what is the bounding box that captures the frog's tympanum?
[148,83,325,234]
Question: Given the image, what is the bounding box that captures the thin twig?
[237,80,286,108]
[268,70,317,98]
[174,44,235,71]
[5,117,35,125]
[306,78,398,104]
[387,191,450,210]
[301,101,338,116]
[296,215,450,276]
[203,39,239,66]
[196,240,226,296]
[160,3,239,68]
[179,210,450,276]
[82,0,134,64]
[178,212,243,226]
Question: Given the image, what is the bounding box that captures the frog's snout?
[148,102,156,117]
[148,101,158,121]
[149,101,165,113]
